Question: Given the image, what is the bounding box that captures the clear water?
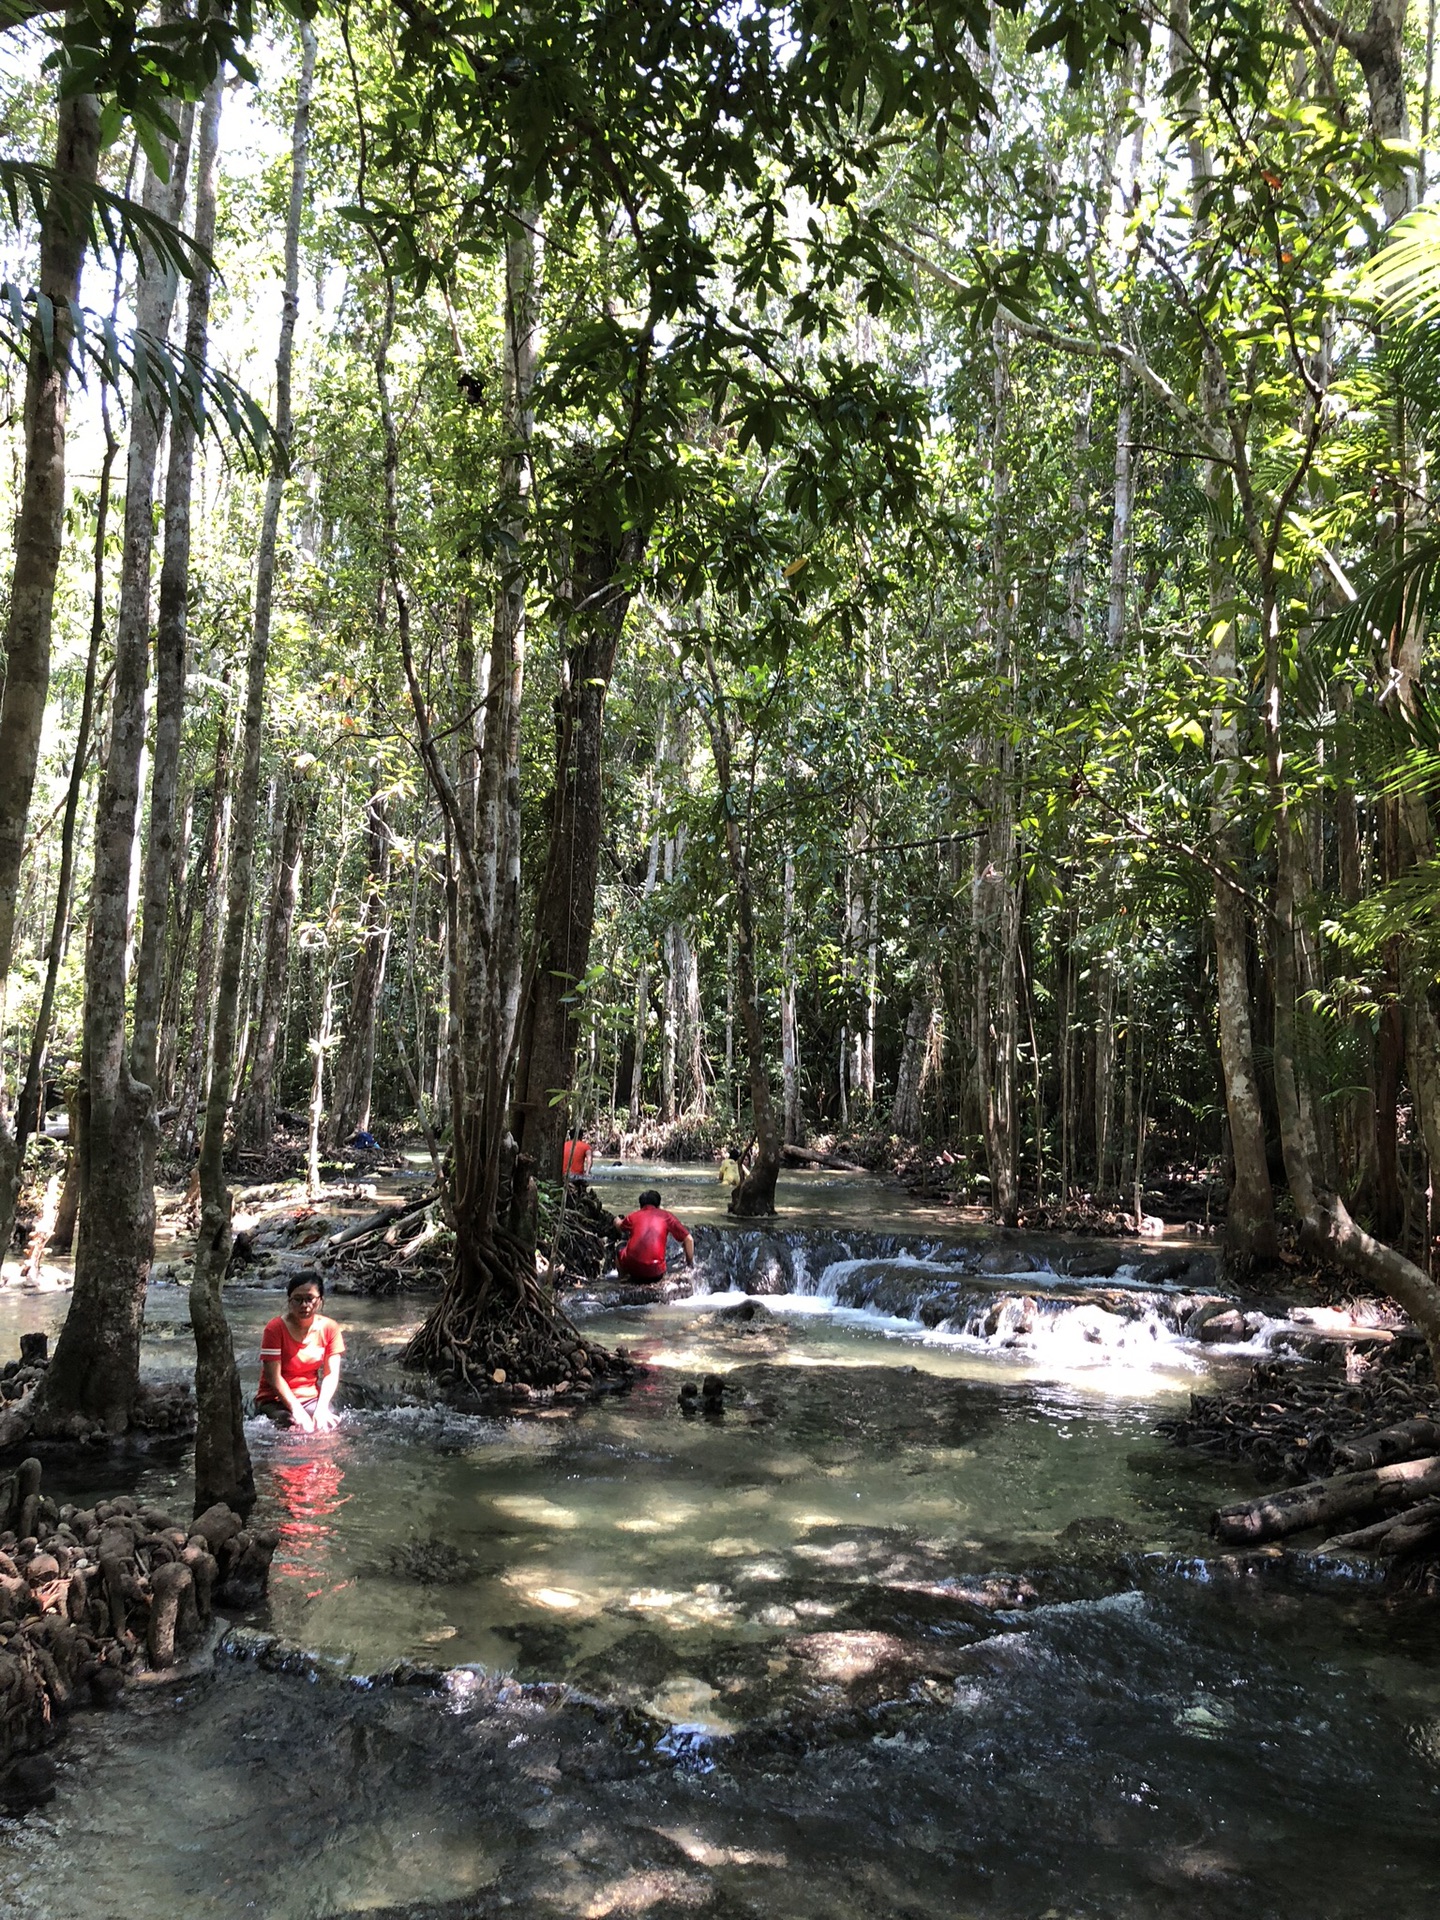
[1,1209,1437,1918]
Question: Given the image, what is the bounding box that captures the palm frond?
[0,283,273,466]
[1353,205,1440,325]
[0,157,211,283]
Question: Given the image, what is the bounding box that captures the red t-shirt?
[257,1314,344,1404]
[617,1207,688,1279]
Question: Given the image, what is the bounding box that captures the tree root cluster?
[0,1457,278,1800]
[0,1335,195,1451]
[1158,1340,1438,1483]
[323,1194,448,1295]
[549,1182,617,1286]
[404,1230,640,1405]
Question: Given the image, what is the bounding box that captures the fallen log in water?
[1333,1417,1440,1472]
[1317,1497,1440,1557]
[1213,1454,1440,1546]
[327,1196,432,1251]
[782,1144,869,1174]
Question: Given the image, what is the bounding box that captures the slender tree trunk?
[699,652,781,1216]
[39,115,193,1432]
[134,76,221,1108]
[190,27,314,1513]
[629,824,660,1121]
[327,785,392,1146]
[237,780,305,1146]
[781,838,802,1143]
[174,713,231,1157]
[0,79,101,1263]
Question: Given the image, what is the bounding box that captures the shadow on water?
[0,1219,1437,1917]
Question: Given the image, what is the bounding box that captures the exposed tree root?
[403,1228,640,1403]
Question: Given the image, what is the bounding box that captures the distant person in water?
[257,1274,345,1431]
[612,1189,694,1283]
[718,1145,743,1189]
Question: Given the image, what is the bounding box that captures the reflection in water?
[269,1449,350,1599]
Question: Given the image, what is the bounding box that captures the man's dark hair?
[638,1189,662,1209]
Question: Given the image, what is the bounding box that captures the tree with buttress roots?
[342,0,998,1385]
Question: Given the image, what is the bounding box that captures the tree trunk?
[38,117,193,1434]
[1177,9,1278,1264]
[173,710,232,1158]
[191,28,314,1512]
[512,532,642,1174]
[893,977,936,1141]
[327,785,392,1146]
[0,81,100,1263]
[133,77,220,1109]
[781,838,802,1143]
[1,396,117,1262]
[399,210,609,1387]
[699,650,781,1216]
[237,779,305,1146]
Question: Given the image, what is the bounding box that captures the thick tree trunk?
[400,212,607,1387]
[0,83,100,1265]
[191,28,313,1512]
[2,404,116,1263]
[38,120,193,1433]
[1177,14,1277,1264]
[893,977,936,1141]
[512,533,641,1174]
[236,780,305,1146]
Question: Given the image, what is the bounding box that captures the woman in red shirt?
[257,1274,345,1431]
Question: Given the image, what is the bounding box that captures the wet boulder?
[979,1247,1039,1276]
[1060,1249,1125,1280]
[739,1235,794,1296]
[1194,1307,1247,1343]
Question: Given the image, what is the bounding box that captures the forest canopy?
[6,0,1440,1478]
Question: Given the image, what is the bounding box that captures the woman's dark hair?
[638,1189,662,1209]
[286,1273,325,1299]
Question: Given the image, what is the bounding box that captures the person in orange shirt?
[562,1134,594,1178]
[257,1274,345,1432]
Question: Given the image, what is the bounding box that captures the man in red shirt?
[612,1188,694,1283]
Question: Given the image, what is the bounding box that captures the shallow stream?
[1,1165,1437,1916]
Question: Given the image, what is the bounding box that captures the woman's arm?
[261,1355,314,1432]
[312,1330,344,1430]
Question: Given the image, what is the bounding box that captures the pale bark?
[134,73,223,1097]
[236,780,305,1146]
[700,652,781,1215]
[781,838,801,1143]
[173,712,232,1157]
[0,81,100,1264]
[191,25,315,1512]
[327,786,392,1145]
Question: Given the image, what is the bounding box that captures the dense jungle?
[2,3,1440,1917]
